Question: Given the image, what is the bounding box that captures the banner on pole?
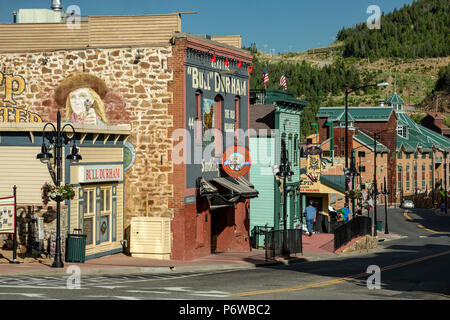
[0,196,15,234]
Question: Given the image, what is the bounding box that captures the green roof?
[320,175,346,193]
[354,131,389,152]
[318,107,394,122]
[387,92,404,105]
[396,111,450,152]
[265,89,308,107]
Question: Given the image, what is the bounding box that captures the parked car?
[401,200,414,209]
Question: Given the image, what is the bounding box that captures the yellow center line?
[404,210,446,234]
[228,249,450,297]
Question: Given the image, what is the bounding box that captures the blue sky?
[0,0,414,52]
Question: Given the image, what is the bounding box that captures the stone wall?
[0,45,175,230]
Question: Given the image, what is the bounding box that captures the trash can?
[66,229,87,263]
[376,221,383,231]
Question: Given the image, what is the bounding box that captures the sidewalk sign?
[0,186,19,264]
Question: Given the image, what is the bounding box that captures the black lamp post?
[444,151,448,214]
[276,139,293,257]
[384,176,389,234]
[345,82,389,204]
[37,110,82,268]
[373,133,380,236]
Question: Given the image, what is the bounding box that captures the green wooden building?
[248,89,307,247]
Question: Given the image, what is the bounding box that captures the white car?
[401,200,414,209]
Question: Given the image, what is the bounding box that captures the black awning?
[211,176,259,199]
[198,177,218,198]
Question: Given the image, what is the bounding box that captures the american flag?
[280,73,287,91]
[262,66,269,88]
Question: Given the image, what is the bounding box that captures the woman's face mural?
[55,72,109,125]
[68,87,102,125]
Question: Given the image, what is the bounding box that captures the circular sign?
[124,141,136,172]
[101,221,107,234]
[222,146,251,177]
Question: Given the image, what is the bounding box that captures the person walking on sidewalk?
[304,201,317,236]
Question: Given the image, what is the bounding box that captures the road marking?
[228,249,450,297]
[404,210,446,234]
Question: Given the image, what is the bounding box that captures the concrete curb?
[0,257,312,277]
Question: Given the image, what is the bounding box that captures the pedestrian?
[304,200,317,236]
[355,204,363,217]
[342,203,351,221]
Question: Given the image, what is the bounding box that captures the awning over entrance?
[211,176,259,199]
[197,176,259,211]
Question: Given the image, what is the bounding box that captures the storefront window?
[83,189,95,245]
[82,187,112,246]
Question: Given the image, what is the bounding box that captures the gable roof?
[353,131,389,152]
[317,107,395,122]
[386,92,404,105]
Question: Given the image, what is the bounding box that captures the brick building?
[0,5,256,260]
[317,93,450,207]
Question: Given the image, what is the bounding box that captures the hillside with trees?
[337,0,450,59]
[248,0,450,138]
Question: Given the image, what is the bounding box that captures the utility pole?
[384,176,389,234]
[445,151,448,214]
[373,133,379,236]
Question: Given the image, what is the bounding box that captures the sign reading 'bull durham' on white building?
[78,165,122,183]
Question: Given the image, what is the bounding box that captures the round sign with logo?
[222,146,251,177]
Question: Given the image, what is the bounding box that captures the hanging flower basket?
[345,190,362,200]
[41,182,75,205]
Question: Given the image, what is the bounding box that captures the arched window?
[195,90,202,142]
[234,96,240,141]
[214,95,223,156]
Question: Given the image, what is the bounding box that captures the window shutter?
[96,186,101,245]
[112,185,117,242]
[78,187,84,234]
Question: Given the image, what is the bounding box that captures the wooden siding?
[210,35,242,48]
[0,146,63,204]
[249,137,276,229]
[0,14,181,53]
[78,147,123,163]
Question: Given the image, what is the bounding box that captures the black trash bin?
[66,229,87,263]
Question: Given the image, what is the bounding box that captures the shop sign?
[79,165,122,183]
[300,146,322,193]
[222,146,251,177]
[0,71,43,122]
[0,196,15,234]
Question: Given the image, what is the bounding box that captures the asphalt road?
[0,207,449,301]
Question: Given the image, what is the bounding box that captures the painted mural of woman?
[55,72,108,125]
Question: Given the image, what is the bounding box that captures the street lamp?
[345,82,389,204]
[373,132,380,236]
[383,176,389,234]
[444,151,448,215]
[37,110,82,268]
[276,139,294,257]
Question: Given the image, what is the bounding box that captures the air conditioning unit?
[130,217,171,260]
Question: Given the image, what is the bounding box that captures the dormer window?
[397,125,408,138]
[340,121,353,127]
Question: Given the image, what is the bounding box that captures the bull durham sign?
[78,165,122,183]
[184,48,250,190]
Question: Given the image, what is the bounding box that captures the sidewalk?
[0,232,405,277]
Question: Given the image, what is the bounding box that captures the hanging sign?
[300,146,323,193]
[0,196,15,234]
[222,146,251,177]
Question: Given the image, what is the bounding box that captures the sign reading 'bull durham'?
[78,165,122,183]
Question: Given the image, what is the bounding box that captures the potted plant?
[41,182,75,205]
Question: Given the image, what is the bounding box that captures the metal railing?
[333,216,372,251]
[250,225,273,249]
[265,229,303,259]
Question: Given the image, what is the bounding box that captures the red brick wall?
[355,114,397,202]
